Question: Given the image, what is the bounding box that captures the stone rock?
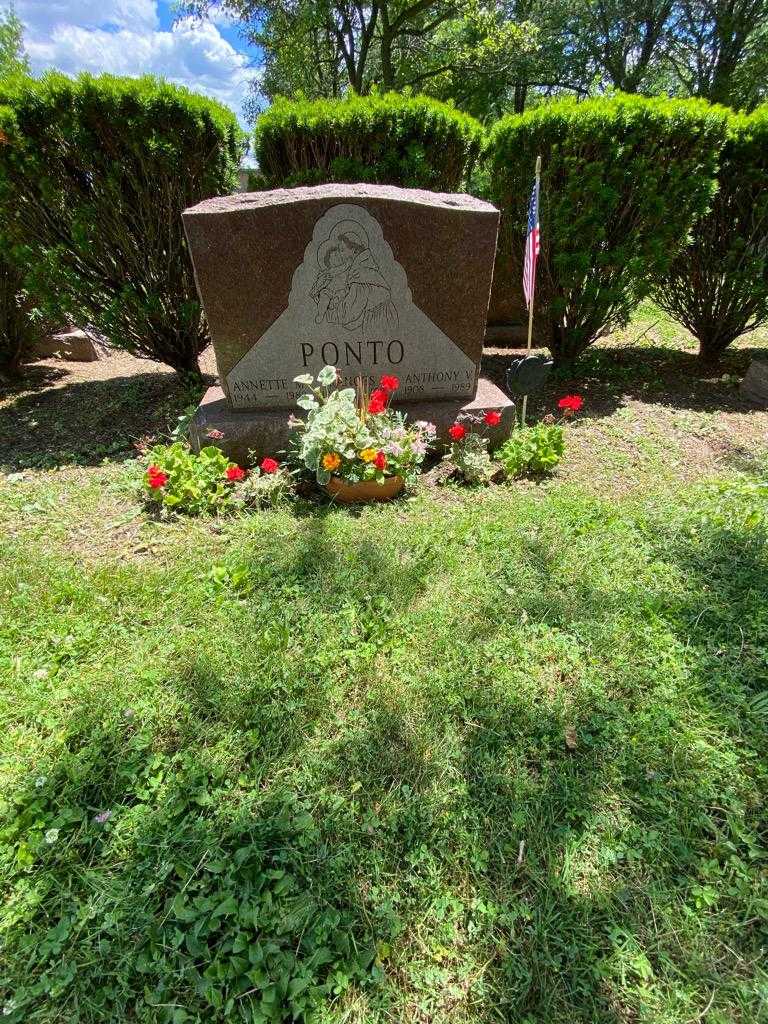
[183,184,499,410]
[34,328,103,362]
[190,377,515,466]
[740,358,768,408]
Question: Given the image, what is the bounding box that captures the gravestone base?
[190,378,516,466]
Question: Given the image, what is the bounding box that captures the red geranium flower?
[368,388,388,414]
[380,374,400,392]
[448,423,466,441]
[558,394,583,412]
[374,450,387,470]
[146,465,168,489]
[484,410,502,426]
[260,457,279,474]
[225,465,246,482]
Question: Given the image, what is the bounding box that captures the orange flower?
[322,452,341,472]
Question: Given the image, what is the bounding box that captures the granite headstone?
[183,183,514,461]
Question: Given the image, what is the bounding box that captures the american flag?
[523,176,540,310]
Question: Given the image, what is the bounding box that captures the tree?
[183,0,534,116]
[238,0,350,119]
[424,0,586,119]
[568,0,674,94]
[0,4,29,78]
[665,0,768,107]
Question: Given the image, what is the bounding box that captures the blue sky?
[16,1,260,127]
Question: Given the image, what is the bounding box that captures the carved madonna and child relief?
[310,220,399,337]
[227,203,475,410]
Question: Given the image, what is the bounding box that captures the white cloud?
[16,2,254,127]
[19,0,159,34]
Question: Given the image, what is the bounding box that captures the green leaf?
[212,896,238,918]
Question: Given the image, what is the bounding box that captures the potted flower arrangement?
[290,366,436,503]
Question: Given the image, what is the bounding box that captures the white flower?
[35,776,47,788]
[44,828,60,844]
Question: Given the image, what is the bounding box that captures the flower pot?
[326,474,404,504]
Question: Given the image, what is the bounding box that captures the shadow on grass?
[3,519,766,1023]
[0,370,212,472]
[0,362,69,395]
[481,342,768,422]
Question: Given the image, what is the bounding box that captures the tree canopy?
[181,0,768,120]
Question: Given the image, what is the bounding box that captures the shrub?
[496,423,565,478]
[487,95,728,368]
[654,106,768,363]
[255,93,484,192]
[0,73,244,375]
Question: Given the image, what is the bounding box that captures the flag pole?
[521,154,541,427]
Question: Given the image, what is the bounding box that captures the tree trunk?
[513,82,528,114]
[166,345,203,380]
[0,347,24,381]
[697,330,735,365]
[549,322,589,371]
[380,27,395,90]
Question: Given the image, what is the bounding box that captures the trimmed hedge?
[487,95,728,367]
[655,106,768,363]
[0,73,244,375]
[255,93,484,192]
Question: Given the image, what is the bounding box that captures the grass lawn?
[1,309,767,1023]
